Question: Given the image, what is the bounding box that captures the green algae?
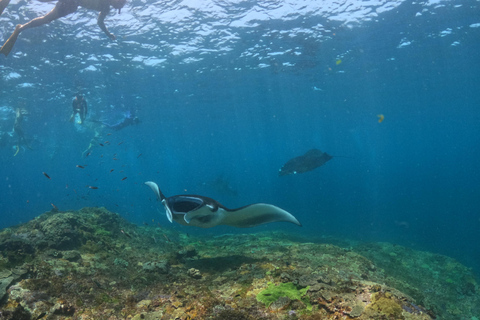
[256,282,311,310]
[368,292,403,317]
[94,228,112,237]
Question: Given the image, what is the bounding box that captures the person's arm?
[97,8,115,40]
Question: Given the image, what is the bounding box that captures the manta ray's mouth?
[169,196,204,214]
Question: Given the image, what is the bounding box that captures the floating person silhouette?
[13,108,33,155]
[93,110,140,131]
[279,149,333,176]
[0,0,126,56]
[70,94,88,124]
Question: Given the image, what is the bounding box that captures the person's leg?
[0,9,58,56]
[0,4,63,56]
[17,7,61,32]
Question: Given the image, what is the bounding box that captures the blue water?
[1,0,479,275]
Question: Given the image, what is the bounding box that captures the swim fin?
[0,24,21,57]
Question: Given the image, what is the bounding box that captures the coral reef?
[0,207,478,319]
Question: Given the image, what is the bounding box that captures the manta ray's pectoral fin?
[220,203,301,228]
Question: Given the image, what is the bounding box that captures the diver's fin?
[0,24,21,57]
[220,203,301,228]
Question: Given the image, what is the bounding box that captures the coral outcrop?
[0,207,478,319]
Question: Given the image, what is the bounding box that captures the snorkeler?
[70,94,88,124]
[13,108,33,154]
[0,0,126,56]
[95,110,140,131]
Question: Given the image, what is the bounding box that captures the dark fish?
[42,172,51,179]
[121,177,127,181]
[76,165,85,169]
[85,152,91,157]
[279,149,333,176]
[118,141,124,146]
[88,186,99,189]
[99,143,104,147]
[137,153,142,158]
[110,169,114,173]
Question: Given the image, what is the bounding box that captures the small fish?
[137,153,142,158]
[163,234,170,242]
[113,158,118,161]
[99,143,104,147]
[121,230,132,238]
[110,169,114,173]
[107,133,112,136]
[42,172,51,179]
[377,114,385,123]
[104,141,110,144]
[85,152,91,157]
[152,236,157,243]
[76,165,85,169]
[51,203,58,210]
[121,177,127,181]
[118,141,124,146]
[88,186,98,189]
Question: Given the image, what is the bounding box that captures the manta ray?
[145,181,301,228]
[279,149,333,176]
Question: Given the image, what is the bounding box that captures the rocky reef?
[0,207,478,319]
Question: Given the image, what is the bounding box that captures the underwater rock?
[0,267,28,302]
[0,274,14,302]
[176,245,198,260]
[0,303,32,320]
[61,250,82,262]
[0,208,477,319]
[51,302,75,316]
[142,261,170,274]
[38,213,83,250]
[187,268,202,279]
